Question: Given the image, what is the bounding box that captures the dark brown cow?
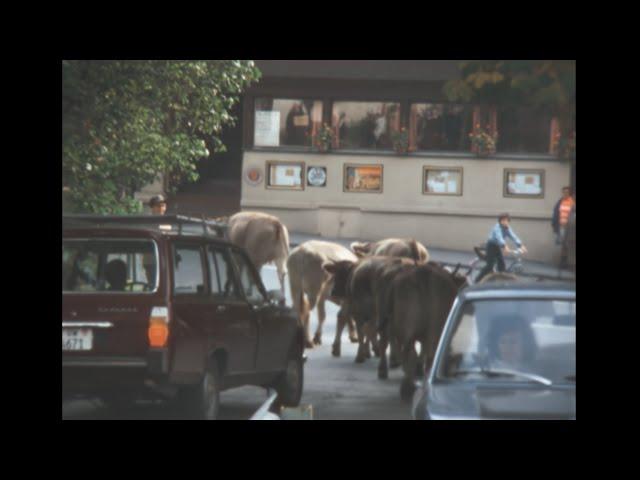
[324,256,415,362]
[377,263,459,401]
[351,238,429,264]
[375,261,468,381]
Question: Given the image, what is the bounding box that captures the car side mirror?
[266,289,285,306]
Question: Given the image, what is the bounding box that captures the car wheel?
[180,361,221,420]
[274,350,304,408]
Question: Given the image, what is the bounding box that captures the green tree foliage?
[444,60,576,133]
[63,60,261,213]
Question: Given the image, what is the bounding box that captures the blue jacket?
[487,223,522,248]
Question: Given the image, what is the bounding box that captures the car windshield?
[63,239,158,293]
[437,298,575,385]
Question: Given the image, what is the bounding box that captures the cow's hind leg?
[332,308,347,357]
[377,326,390,380]
[389,336,401,369]
[347,318,358,343]
[313,298,327,345]
[369,322,380,357]
[400,342,418,402]
[355,321,368,363]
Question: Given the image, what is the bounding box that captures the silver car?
[412,281,575,420]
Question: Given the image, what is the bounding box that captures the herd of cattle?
[221,211,509,401]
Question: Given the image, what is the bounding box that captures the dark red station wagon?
[63,215,305,419]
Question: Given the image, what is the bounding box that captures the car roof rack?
[63,214,228,239]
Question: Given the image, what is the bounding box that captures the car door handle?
[216,305,227,313]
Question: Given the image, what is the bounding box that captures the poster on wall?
[307,166,327,187]
[423,167,463,195]
[254,111,280,146]
[504,169,545,197]
[266,161,305,190]
[344,164,383,193]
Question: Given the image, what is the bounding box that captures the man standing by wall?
[552,186,575,268]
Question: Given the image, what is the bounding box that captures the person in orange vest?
[552,186,576,245]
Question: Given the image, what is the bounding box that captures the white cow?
[287,240,358,349]
[227,212,290,295]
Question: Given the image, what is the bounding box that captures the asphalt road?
[62,264,413,420]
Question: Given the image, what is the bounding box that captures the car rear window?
[63,239,158,293]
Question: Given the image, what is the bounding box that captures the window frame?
[330,99,404,152]
[496,105,554,155]
[228,247,268,305]
[246,93,558,158]
[422,166,464,196]
[409,102,474,154]
[62,238,160,295]
[171,241,207,296]
[206,244,243,301]
[252,96,324,150]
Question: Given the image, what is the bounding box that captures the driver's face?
[151,203,167,215]
[498,331,524,364]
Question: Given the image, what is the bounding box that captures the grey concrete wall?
[240,151,571,264]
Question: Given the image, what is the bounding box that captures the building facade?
[238,61,573,264]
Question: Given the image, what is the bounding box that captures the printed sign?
[307,166,327,187]
[504,169,545,197]
[254,111,280,146]
[266,161,305,190]
[344,164,383,193]
[423,167,463,195]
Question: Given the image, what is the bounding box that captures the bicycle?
[468,245,526,283]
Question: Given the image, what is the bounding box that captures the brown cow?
[351,238,429,264]
[324,256,415,363]
[376,261,468,381]
[227,212,290,295]
[287,240,359,349]
[377,262,459,401]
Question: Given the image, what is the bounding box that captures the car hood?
[426,382,575,420]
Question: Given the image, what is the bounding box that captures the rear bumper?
[63,356,147,368]
[62,350,169,397]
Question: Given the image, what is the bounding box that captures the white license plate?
[62,328,93,351]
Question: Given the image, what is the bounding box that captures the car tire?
[273,349,304,408]
[179,360,221,420]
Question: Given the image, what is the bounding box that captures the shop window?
[254,98,322,148]
[332,102,401,150]
[497,106,553,154]
[409,104,472,152]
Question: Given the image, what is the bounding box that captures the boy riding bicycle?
[476,213,528,283]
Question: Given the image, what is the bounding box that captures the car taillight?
[148,307,169,348]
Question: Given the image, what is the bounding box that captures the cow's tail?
[274,222,290,281]
[274,222,290,257]
[287,252,308,327]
